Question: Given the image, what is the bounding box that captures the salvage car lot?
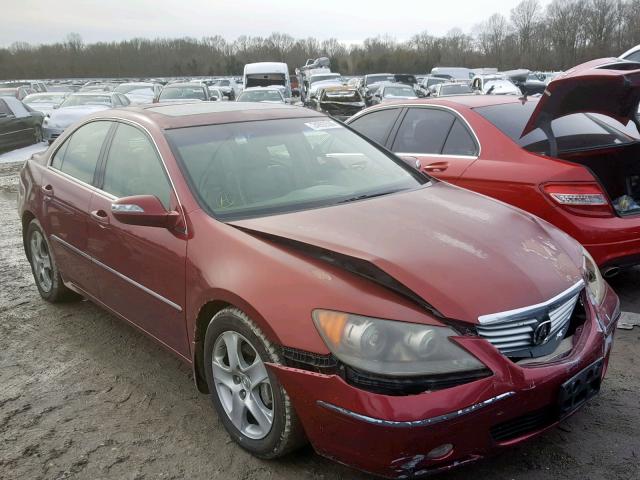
[0,157,639,479]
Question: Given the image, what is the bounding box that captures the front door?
[40,120,113,296]
[87,121,189,357]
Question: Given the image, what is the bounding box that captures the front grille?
[477,281,584,356]
[491,407,556,442]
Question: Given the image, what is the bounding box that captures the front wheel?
[204,308,306,458]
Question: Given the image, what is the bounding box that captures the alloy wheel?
[30,229,53,292]
[212,331,274,439]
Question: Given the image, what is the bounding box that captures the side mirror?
[399,155,420,170]
[111,195,179,229]
[53,104,59,109]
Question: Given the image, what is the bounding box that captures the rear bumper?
[542,207,640,268]
[269,287,619,478]
[583,237,640,272]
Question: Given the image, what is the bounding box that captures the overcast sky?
[2,0,551,47]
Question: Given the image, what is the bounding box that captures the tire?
[34,126,42,144]
[26,219,77,302]
[204,307,306,458]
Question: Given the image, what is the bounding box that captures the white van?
[243,62,291,99]
[430,67,474,83]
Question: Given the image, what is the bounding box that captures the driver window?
[101,123,172,209]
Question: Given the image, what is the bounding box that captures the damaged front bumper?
[268,286,619,478]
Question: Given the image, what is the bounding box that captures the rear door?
[41,120,114,296]
[389,106,479,181]
[87,121,188,356]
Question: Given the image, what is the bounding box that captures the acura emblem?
[532,319,553,346]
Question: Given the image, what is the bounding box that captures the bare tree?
[511,0,542,56]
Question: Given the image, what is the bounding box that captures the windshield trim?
[165,116,433,222]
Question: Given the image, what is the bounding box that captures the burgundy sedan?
[18,102,619,477]
[347,58,640,277]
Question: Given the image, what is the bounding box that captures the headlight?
[582,247,606,305]
[312,310,485,376]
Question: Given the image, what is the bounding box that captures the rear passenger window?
[442,119,478,156]
[53,121,112,184]
[392,108,455,154]
[102,123,172,209]
[348,108,401,145]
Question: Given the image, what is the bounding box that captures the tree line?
[1,0,639,79]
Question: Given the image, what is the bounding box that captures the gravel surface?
[1,160,639,480]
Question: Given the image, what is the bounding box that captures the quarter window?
[348,108,401,145]
[102,123,172,209]
[442,119,478,156]
[392,108,455,154]
[52,121,112,184]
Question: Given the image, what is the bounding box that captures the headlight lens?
[312,310,485,376]
[583,247,606,305]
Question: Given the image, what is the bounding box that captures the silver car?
[22,92,68,116]
[43,92,129,143]
[115,82,162,105]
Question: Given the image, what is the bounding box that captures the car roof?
[361,95,530,111]
[119,82,155,86]
[24,92,66,98]
[163,82,206,88]
[92,102,324,130]
[621,44,640,59]
[70,92,113,96]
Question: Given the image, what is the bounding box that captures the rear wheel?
[26,219,77,302]
[204,308,306,458]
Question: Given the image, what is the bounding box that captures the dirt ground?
[1,160,639,480]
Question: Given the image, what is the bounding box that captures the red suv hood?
[230,183,583,324]
[522,57,640,136]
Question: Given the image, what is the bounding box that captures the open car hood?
[522,58,640,136]
[229,183,583,325]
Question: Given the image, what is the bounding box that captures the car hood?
[522,57,640,135]
[27,103,58,115]
[49,105,111,126]
[229,182,584,324]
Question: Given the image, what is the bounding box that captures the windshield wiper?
[338,189,404,204]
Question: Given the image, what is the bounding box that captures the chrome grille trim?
[477,280,584,355]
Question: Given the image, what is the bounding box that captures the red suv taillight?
[542,183,614,217]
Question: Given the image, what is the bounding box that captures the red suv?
[347,58,640,277]
[18,102,619,478]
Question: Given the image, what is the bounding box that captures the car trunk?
[559,142,640,216]
[521,58,640,216]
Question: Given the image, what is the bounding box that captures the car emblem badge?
[532,319,553,346]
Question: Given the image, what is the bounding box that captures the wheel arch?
[191,292,282,394]
[21,210,36,258]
